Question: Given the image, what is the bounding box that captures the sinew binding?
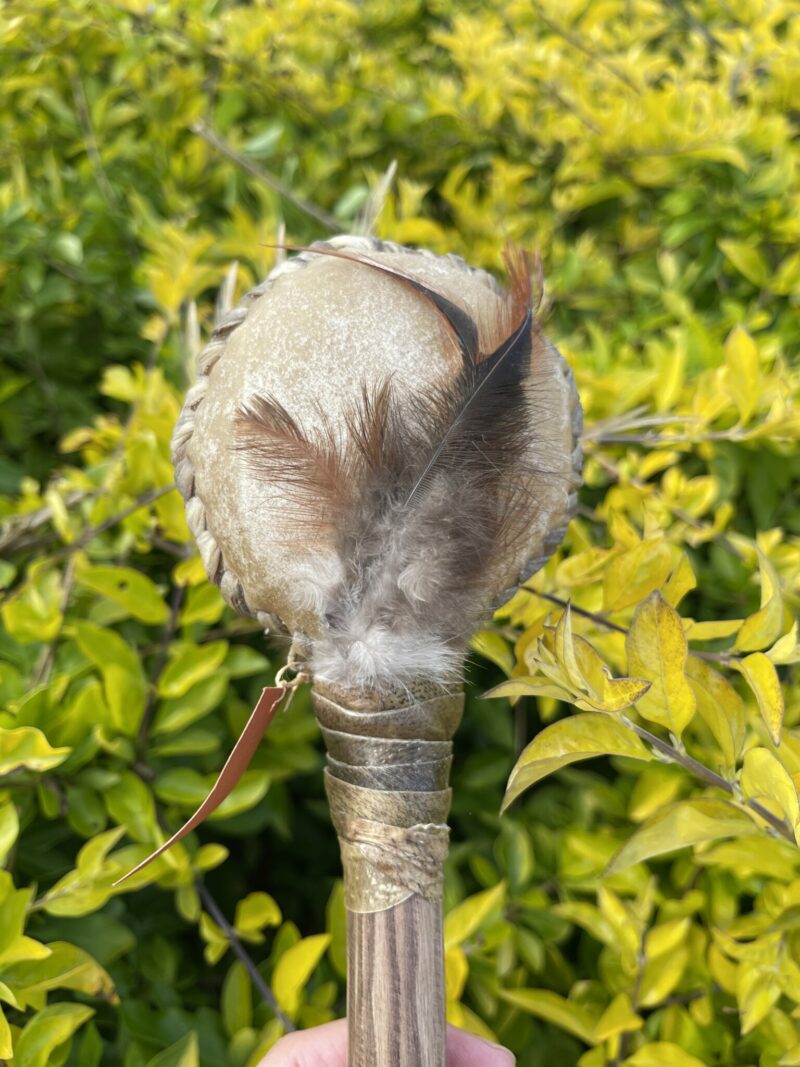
[171,235,582,1067]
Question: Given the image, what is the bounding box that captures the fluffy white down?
[312,627,463,691]
[295,550,464,689]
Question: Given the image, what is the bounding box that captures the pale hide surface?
[183,240,581,644]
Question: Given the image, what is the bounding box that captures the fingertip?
[446,1024,515,1066]
[258,1019,348,1066]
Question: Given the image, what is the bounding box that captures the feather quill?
[235,245,546,690]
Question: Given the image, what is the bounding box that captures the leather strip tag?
[113,685,287,886]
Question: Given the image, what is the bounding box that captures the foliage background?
[2,1,799,1065]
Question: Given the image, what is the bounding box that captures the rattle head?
[172,236,581,689]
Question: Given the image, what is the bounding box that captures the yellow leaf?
[624,1042,707,1067]
[639,946,689,1006]
[499,988,598,1044]
[626,593,696,736]
[503,714,652,810]
[662,554,696,608]
[718,239,770,288]
[444,946,468,1001]
[686,655,746,768]
[604,540,673,612]
[446,1001,497,1043]
[684,618,743,640]
[738,961,781,1034]
[737,652,785,745]
[444,882,505,949]
[628,765,684,823]
[0,728,70,775]
[724,325,761,424]
[740,748,799,833]
[645,917,691,959]
[607,799,759,874]
[0,1007,11,1059]
[735,548,784,652]
[592,993,642,1042]
[470,630,514,675]
[272,934,331,1019]
[768,620,800,665]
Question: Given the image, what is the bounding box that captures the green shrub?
[1,1,799,1064]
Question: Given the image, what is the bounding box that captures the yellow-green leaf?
[718,239,770,288]
[738,961,781,1034]
[724,326,761,423]
[0,727,70,775]
[686,655,746,768]
[272,934,331,1018]
[740,748,799,832]
[444,882,506,949]
[638,945,689,1006]
[234,892,282,942]
[607,799,759,874]
[0,1006,10,1058]
[737,652,784,745]
[624,1042,707,1067]
[73,622,147,736]
[499,988,598,1044]
[503,714,651,810]
[157,641,229,699]
[13,1002,94,1067]
[0,800,19,867]
[145,1032,199,1067]
[593,992,642,1041]
[75,564,169,624]
[735,549,784,652]
[626,592,695,736]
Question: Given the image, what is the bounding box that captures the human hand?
[260,1019,515,1066]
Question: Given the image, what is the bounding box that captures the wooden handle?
[347,894,445,1067]
[312,680,463,1067]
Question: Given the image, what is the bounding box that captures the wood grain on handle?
[348,895,445,1067]
[312,680,462,1067]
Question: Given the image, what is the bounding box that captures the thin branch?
[48,485,174,561]
[625,719,796,844]
[196,880,296,1033]
[191,120,339,232]
[0,490,88,554]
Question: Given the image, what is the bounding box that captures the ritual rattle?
[168,235,582,1067]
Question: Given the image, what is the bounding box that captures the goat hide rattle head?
[171,236,582,691]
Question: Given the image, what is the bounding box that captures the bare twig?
[0,490,88,554]
[624,718,795,844]
[48,485,174,561]
[196,880,296,1032]
[191,120,339,232]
